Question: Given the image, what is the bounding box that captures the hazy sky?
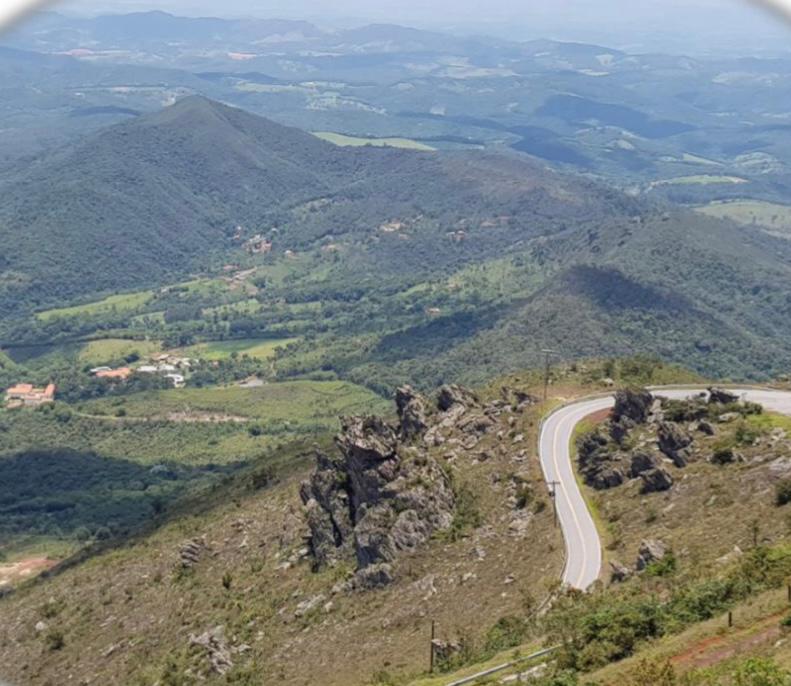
[57,0,791,54]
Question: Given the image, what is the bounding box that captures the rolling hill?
[2,96,791,382]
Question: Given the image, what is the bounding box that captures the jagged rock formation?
[657,421,693,467]
[301,386,465,588]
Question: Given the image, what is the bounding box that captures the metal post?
[429,620,435,673]
[548,480,560,527]
[728,611,733,628]
[541,349,559,402]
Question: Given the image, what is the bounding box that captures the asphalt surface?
[539,387,791,591]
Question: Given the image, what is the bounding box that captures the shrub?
[776,479,791,506]
[44,629,65,651]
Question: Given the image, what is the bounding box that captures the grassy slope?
[0,374,564,686]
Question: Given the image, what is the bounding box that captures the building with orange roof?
[95,367,132,381]
[5,383,56,408]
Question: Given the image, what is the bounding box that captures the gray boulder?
[613,388,654,424]
[610,561,632,583]
[640,468,674,494]
[636,539,668,571]
[437,384,479,412]
[657,421,693,467]
[189,626,233,675]
[629,452,660,478]
[708,387,740,405]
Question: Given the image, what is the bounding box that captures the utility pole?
[547,480,560,527]
[541,348,559,401]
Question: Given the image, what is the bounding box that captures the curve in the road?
[539,387,791,591]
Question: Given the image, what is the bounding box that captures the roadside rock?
[697,420,716,436]
[708,387,740,405]
[610,561,632,583]
[636,539,668,571]
[657,421,693,467]
[718,412,742,424]
[294,593,326,618]
[613,388,654,424]
[640,467,674,494]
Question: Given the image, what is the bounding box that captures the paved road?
[539,387,791,591]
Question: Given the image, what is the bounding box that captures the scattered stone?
[294,593,326,618]
[710,447,743,465]
[610,561,631,583]
[697,420,716,436]
[179,537,208,569]
[431,639,463,665]
[636,539,667,571]
[189,626,233,675]
[718,412,742,424]
[461,572,477,584]
[353,563,394,589]
[34,621,47,634]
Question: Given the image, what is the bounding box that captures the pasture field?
[36,290,154,321]
[313,131,436,151]
[77,338,162,365]
[696,199,791,234]
[179,337,300,360]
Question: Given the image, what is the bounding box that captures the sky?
[54,0,791,54]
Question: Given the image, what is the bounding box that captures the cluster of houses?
[4,383,56,409]
[90,353,194,388]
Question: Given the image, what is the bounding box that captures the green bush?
[776,479,791,506]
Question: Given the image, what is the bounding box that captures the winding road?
[539,387,791,591]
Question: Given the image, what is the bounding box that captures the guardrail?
[443,646,559,686]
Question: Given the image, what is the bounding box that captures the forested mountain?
[0,96,634,316]
[2,96,791,380]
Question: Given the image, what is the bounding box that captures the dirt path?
[672,611,786,670]
[0,557,56,588]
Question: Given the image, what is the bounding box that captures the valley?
[1,6,791,686]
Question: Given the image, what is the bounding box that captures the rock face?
[610,560,632,583]
[657,421,693,467]
[636,539,667,571]
[629,452,660,478]
[395,385,429,439]
[301,387,457,587]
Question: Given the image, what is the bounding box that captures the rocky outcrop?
[437,384,479,412]
[395,385,429,439]
[629,452,660,478]
[577,430,625,489]
[179,537,209,569]
[301,387,456,587]
[640,467,673,493]
[636,539,667,571]
[657,421,693,467]
[613,388,655,424]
